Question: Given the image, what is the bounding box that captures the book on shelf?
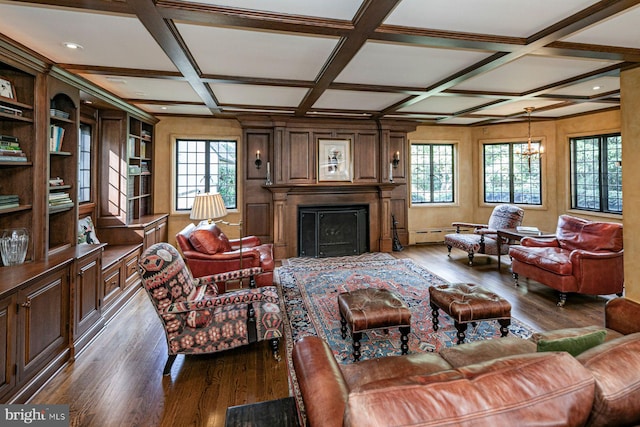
[49,177,64,186]
[516,226,541,234]
[50,108,70,119]
[49,124,65,152]
[0,104,23,116]
[0,134,19,143]
[0,154,27,162]
[1,194,20,209]
[0,148,24,155]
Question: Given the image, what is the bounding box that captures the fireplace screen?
[299,205,369,257]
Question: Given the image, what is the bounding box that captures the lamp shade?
[190,192,227,222]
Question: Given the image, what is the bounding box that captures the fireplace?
[298,205,369,257]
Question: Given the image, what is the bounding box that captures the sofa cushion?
[508,246,573,275]
[188,224,232,254]
[440,336,536,368]
[577,332,640,427]
[533,325,607,357]
[340,352,453,391]
[344,352,594,427]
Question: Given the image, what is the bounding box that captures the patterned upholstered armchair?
[444,204,524,266]
[138,243,283,375]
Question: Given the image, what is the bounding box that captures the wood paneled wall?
[241,117,415,259]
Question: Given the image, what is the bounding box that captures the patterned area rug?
[279,254,534,363]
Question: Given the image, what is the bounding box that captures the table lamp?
[190,192,227,224]
[190,192,247,285]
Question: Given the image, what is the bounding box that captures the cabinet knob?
[21,300,31,308]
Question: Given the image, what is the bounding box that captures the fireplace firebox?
[298,205,369,257]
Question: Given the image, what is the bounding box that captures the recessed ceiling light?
[592,85,601,90]
[135,92,148,96]
[63,42,83,50]
[160,106,168,110]
[106,77,127,84]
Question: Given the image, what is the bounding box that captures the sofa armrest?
[293,336,349,427]
[520,236,559,247]
[229,235,261,250]
[451,221,487,231]
[163,286,278,314]
[181,248,260,262]
[606,298,640,335]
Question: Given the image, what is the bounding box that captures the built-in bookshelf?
[98,110,155,227]
[127,117,153,222]
[0,62,36,264]
[47,82,78,255]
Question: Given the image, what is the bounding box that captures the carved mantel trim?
[263,183,401,259]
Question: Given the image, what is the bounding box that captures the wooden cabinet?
[0,293,16,401]
[14,263,71,402]
[98,110,155,228]
[101,244,142,321]
[72,245,104,357]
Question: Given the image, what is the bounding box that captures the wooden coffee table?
[497,228,555,270]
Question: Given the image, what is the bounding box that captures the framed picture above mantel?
[318,138,352,182]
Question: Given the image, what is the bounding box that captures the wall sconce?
[255,150,262,169]
[392,151,400,168]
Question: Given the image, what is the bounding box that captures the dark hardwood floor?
[30,244,613,426]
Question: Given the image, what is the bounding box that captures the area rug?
[279,254,534,362]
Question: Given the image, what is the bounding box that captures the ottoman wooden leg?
[352,332,362,362]
[430,303,440,332]
[399,326,410,355]
[498,319,510,337]
[454,321,467,344]
[340,314,348,339]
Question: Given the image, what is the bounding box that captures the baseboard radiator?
[409,227,472,245]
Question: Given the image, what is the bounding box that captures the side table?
[225,396,299,427]
[497,228,555,270]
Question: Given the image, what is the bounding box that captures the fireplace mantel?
[262,183,399,259]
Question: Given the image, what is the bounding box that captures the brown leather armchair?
[176,222,275,289]
[509,214,623,306]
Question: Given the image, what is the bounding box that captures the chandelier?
[517,107,544,170]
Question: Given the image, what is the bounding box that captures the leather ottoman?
[429,282,511,344]
[337,288,411,361]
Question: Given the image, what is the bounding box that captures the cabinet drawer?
[102,264,122,304]
[124,250,141,288]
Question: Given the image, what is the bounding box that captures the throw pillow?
[78,216,100,245]
[533,325,607,357]
[189,228,226,254]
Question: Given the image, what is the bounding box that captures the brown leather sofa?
[292,297,640,427]
[509,214,623,306]
[176,222,275,289]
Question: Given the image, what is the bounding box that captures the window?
[570,133,622,214]
[175,139,237,211]
[483,142,542,205]
[78,123,92,203]
[410,143,454,204]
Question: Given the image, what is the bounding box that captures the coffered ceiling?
[0,0,638,125]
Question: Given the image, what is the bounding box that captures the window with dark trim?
[410,143,454,204]
[570,133,622,214]
[483,142,542,205]
[78,123,92,203]
[175,139,237,211]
